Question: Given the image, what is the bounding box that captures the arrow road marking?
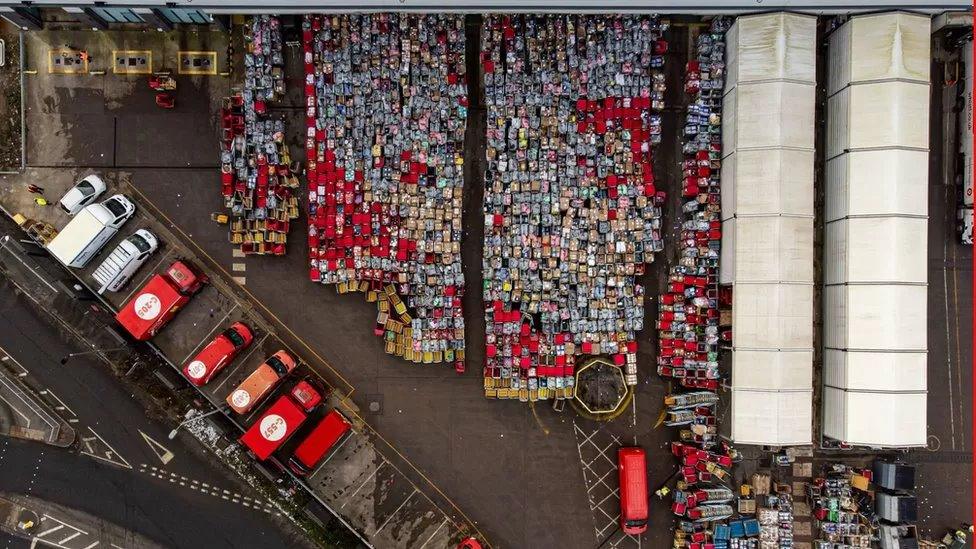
[139,430,174,465]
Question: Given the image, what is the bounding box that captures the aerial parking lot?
[0,4,972,549]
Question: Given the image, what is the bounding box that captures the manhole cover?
[366,394,383,415]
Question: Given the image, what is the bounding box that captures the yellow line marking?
[529,401,550,435]
[178,51,218,75]
[112,50,153,75]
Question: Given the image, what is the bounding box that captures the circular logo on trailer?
[133,293,161,321]
[231,389,251,409]
[186,360,207,380]
[260,414,288,442]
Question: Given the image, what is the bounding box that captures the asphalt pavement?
[0,278,310,549]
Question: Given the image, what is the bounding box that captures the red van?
[288,410,351,475]
[618,446,649,535]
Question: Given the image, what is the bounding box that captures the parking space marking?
[119,250,175,305]
[418,518,449,549]
[373,489,416,535]
[342,460,387,509]
[212,332,268,394]
[179,302,239,364]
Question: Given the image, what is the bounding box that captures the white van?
[91,229,159,293]
[46,195,136,268]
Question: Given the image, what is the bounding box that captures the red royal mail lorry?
[115,260,208,341]
[618,446,649,535]
[288,409,352,475]
[240,393,309,461]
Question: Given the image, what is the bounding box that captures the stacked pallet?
[481,14,668,402]
[219,15,299,256]
[302,14,468,370]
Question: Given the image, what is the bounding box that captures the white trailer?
[46,195,136,268]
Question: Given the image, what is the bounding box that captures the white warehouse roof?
[825,349,927,392]
[722,12,815,446]
[822,12,929,448]
[824,217,928,285]
[825,149,928,221]
[731,389,813,446]
[823,388,927,447]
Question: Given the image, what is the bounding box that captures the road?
[0,278,309,549]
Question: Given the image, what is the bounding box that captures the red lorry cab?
[618,446,649,535]
[115,261,207,341]
[240,394,308,461]
[288,410,351,475]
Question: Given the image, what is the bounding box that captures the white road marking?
[0,351,29,376]
[81,542,100,549]
[138,430,174,465]
[80,427,132,469]
[232,263,246,272]
[232,248,246,258]
[342,460,387,509]
[35,525,63,538]
[43,388,76,417]
[118,250,174,305]
[373,489,416,535]
[57,532,81,544]
[943,243,956,450]
[418,518,449,549]
[232,276,246,285]
[0,374,59,431]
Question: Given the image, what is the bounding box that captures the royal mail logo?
[134,293,162,321]
[260,414,288,442]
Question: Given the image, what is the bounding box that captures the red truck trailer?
[288,409,352,475]
[115,260,208,341]
[240,394,309,461]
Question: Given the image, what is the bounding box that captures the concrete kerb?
[0,364,75,447]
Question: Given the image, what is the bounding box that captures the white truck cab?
[46,194,136,268]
